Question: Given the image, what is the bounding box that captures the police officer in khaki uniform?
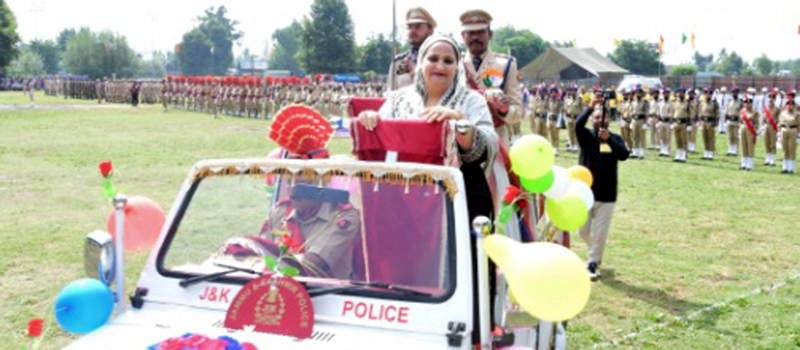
[618,89,633,151]
[648,88,660,150]
[779,90,798,174]
[658,88,673,157]
[699,87,719,160]
[563,84,583,152]
[739,96,760,170]
[687,88,699,153]
[531,86,548,137]
[671,86,690,162]
[762,90,780,166]
[547,86,563,155]
[629,85,648,159]
[725,87,744,156]
[265,184,360,279]
[460,9,523,149]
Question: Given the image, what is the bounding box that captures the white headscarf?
[412,34,469,109]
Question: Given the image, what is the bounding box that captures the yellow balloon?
[567,165,593,187]
[484,235,591,321]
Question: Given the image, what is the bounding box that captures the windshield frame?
[156,172,458,304]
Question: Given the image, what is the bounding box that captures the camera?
[602,90,616,101]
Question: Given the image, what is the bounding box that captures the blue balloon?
[55,278,115,333]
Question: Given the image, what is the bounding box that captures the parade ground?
[2,91,800,349]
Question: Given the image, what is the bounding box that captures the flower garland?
[147,333,258,350]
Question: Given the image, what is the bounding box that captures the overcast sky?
[7,0,800,66]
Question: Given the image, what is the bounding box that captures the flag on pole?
[658,35,664,55]
[691,32,696,51]
[613,38,621,47]
[175,44,181,55]
[682,33,687,44]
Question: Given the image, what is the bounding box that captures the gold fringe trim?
[191,166,456,199]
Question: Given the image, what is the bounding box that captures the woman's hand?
[422,106,464,123]
[358,110,380,131]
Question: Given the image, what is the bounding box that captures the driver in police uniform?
[220,183,360,280]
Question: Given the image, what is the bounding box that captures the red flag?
[658,35,664,55]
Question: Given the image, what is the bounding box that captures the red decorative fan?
[269,105,333,156]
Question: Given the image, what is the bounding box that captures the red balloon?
[107,196,165,252]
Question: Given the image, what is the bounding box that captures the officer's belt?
[702,117,716,122]
[634,115,647,120]
[659,117,671,122]
[727,117,740,122]
[781,125,798,129]
[674,118,689,124]
[535,113,546,118]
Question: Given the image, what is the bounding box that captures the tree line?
[3,0,797,80]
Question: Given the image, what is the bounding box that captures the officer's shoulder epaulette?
[394,51,411,60]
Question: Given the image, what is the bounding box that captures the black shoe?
[587,262,600,282]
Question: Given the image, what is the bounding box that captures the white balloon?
[569,180,595,209]
[543,166,569,199]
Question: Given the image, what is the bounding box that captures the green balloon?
[520,170,555,194]
[510,135,555,179]
[545,193,589,231]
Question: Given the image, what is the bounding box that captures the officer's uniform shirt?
[699,98,719,122]
[463,48,522,126]
[672,98,690,123]
[726,97,744,120]
[564,95,583,117]
[266,201,360,280]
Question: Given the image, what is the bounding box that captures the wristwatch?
[455,119,473,135]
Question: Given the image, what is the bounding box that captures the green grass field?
[2,91,799,349]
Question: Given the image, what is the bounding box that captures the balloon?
[569,180,595,209]
[483,235,591,321]
[55,279,115,333]
[543,166,569,199]
[107,196,165,252]
[545,193,589,231]
[510,135,554,179]
[520,169,554,194]
[567,165,593,187]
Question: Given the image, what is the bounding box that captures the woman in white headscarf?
[359,34,499,221]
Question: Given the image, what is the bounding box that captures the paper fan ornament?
[269,105,333,156]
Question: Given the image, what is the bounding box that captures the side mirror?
[84,230,116,285]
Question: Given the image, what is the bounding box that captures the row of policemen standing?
[43,78,160,105]
[528,85,583,154]
[387,8,523,149]
[613,85,799,172]
[158,76,385,119]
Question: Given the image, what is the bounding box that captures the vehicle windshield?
[161,170,454,298]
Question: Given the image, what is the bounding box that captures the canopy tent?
[520,47,629,85]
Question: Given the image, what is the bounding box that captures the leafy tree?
[358,33,393,73]
[0,0,21,74]
[62,28,139,78]
[57,28,77,52]
[8,49,44,77]
[178,6,242,75]
[551,40,575,48]
[267,20,302,74]
[29,39,60,74]
[753,54,773,75]
[692,52,714,72]
[740,63,755,76]
[489,25,549,68]
[178,28,213,75]
[608,39,664,75]
[709,49,744,75]
[670,65,698,76]
[297,0,357,74]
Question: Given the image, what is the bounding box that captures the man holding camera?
[576,96,630,281]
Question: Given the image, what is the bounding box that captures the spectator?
[575,97,630,281]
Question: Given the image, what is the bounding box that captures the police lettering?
[342,301,409,324]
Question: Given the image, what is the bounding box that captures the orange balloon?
[567,166,593,187]
[107,196,165,252]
